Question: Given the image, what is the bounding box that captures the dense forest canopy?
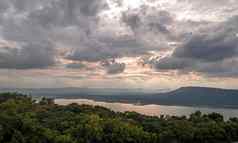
[0,93,238,143]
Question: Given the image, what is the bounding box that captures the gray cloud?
[0,0,186,69]
[0,1,9,12]
[101,59,126,74]
[152,57,192,70]
[121,9,174,36]
[66,62,86,69]
[120,7,179,52]
[0,0,238,77]
[67,47,116,62]
[66,35,151,62]
[66,36,117,62]
[146,15,238,77]
[0,0,109,69]
[174,17,238,62]
[174,34,238,62]
[178,0,236,9]
[0,43,55,69]
[122,12,141,31]
[77,0,108,16]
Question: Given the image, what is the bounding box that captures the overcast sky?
[0,0,238,90]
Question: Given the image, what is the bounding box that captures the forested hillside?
[1,93,238,143]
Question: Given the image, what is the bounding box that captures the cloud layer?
[0,0,238,89]
[151,16,238,77]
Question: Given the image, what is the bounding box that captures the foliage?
[0,93,238,143]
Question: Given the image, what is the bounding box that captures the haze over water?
[55,99,238,120]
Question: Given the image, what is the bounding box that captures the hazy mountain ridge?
[157,87,238,108]
[1,86,238,108]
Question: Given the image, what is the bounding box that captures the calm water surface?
[55,99,238,120]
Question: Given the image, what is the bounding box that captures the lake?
[55,99,238,120]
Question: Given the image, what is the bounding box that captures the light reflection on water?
[55,99,238,120]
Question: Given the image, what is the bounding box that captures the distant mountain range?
[156,87,238,108]
[1,86,238,108]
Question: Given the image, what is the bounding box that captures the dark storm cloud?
[7,0,150,65]
[150,57,238,77]
[67,46,116,62]
[53,0,108,24]
[76,0,108,16]
[101,59,126,74]
[23,0,107,28]
[0,43,55,69]
[146,15,238,77]
[8,0,107,17]
[2,18,49,43]
[66,36,151,62]
[66,63,86,69]
[147,10,174,33]
[0,0,109,69]
[121,8,174,39]
[122,12,141,31]
[0,0,176,69]
[0,1,9,12]
[0,0,238,76]
[105,63,125,74]
[195,60,238,77]
[98,37,151,57]
[0,4,56,69]
[152,57,192,70]
[174,18,238,62]
[28,5,63,28]
[174,34,238,62]
[65,37,118,62]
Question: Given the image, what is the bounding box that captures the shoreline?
[55,98,238,120]
[54,97,238,110]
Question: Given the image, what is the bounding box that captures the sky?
[0,0,238,90]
